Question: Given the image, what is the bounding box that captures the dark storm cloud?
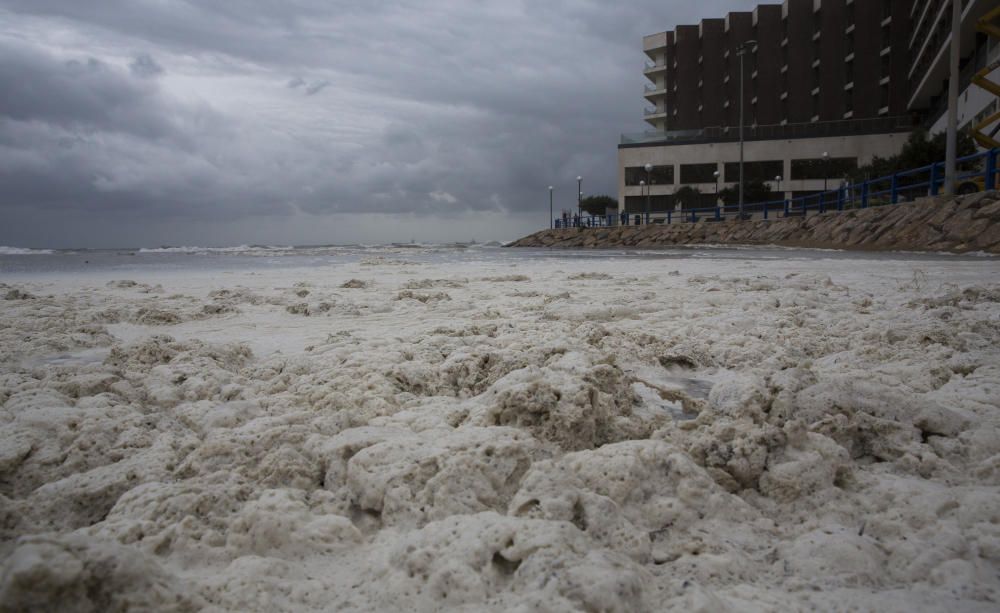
[0,42,172,138]
[129,53,164,78]
[0,0,761,247]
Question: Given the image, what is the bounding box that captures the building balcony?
[644,107,667,119]
[619,115,913,147]
[643,85,668,99]
[644,61,668,76]
[643,31,669,54]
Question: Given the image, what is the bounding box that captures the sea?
[0,242,994,277]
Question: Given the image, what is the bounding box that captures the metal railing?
[620,116,913,146]
[553,148,999,230]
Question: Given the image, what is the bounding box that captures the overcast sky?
[0,0,760,248]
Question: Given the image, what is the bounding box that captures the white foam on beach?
[1,254,999,611]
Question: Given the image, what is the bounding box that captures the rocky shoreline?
[510,191,1000,253]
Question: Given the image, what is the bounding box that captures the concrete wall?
[617,131,911,210]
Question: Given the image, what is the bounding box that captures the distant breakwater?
[509,191,1000,254]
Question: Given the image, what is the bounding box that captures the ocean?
[1,242,994,277]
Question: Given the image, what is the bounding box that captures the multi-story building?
[619,0,998,215]
[910,0,1000,139]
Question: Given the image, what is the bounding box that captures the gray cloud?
[0,0,761,247]
[129,53,164,78]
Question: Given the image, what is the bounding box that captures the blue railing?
[554,148,999,229]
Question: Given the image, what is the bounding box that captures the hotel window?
[791,157,858,180]
[626,165,674,186]
[680,163,719,184]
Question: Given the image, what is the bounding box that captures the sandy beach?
[1,247,999,611]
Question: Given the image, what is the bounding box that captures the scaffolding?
[971,5,1000,149]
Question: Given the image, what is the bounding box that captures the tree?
[580,195,618,215]
[717,180,772,206]
[847,128,976,185]
[674,185,701,209]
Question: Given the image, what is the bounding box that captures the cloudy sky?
[1,0,759,248]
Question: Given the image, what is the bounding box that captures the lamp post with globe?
[548,186,554,229]
[644,163,653,224]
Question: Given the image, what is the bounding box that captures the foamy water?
[1,245,999,610]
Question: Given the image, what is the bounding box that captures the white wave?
[137,245,292,254]
[0,245,55,255]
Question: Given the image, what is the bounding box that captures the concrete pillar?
[783,158,793,200]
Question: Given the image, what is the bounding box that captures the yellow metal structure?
[971,5,1000,149]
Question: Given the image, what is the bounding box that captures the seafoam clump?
[509,440,755,564]
[360,512,649,612]
[340,279,369,289]
[314,425,543,528]
[0,535,204,611]
[463,351,660,451]
[2,254,999,611]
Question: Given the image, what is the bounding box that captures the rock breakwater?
[510,191,1000,253]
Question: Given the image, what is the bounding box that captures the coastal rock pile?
[510,191,1000,252]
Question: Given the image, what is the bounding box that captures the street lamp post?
[548,186,554,229]
[944,0,961,196]
[737,39,757,220]
[713,170,720,205]
[822,151,829,193]
[774,175,782,198]
[644,163,653,225]
[638,181,646,225]
[576,176,583,223]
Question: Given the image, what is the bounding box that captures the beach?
[1,245,999,611]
